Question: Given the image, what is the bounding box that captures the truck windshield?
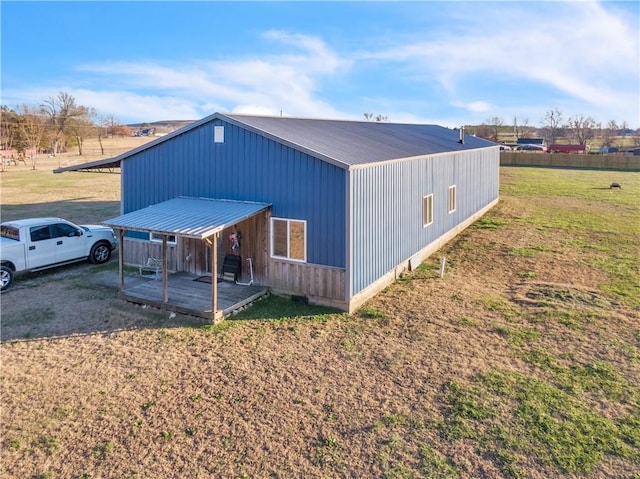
[0,225,20,241]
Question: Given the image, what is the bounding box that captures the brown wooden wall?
[268,259,346,303]
[501,152,640,171]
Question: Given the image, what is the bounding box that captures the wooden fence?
[500,152,640,171]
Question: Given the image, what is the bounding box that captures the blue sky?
[2,1,639,128]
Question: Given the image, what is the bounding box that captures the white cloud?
[3,3,637,127]
[452,101,493,114]
[358,1,639,125]
[69,30,350,122]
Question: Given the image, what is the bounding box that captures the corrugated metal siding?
[122,120,346,268]
[350,148,499,295]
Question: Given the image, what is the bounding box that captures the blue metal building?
[98,113,499,312]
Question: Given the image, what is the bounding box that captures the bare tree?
[17,105,46,169]
[484,116,504,142]
[566,115,597,145]
[96,116,109,155]
[619,120,628,135]
[1,106,19,152]
[512,116,532,140]
[473,123,492,141]
[541,108,563,144]
[40,92,90,156]
[96,114,119,155]
[67,107,97,155]
[601,120,618,148]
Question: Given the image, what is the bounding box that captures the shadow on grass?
[0,258,209,342]
[231,294,342,321]
[0,259,341,342]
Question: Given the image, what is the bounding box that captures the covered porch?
[104,197,271,321]
[122,272,268,320]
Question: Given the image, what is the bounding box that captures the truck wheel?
[90,242,111,264]
[1,266,14,291]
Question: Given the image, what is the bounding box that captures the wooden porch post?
[162,235,168,303]
[211,232,218,321]
[118,229,125,292]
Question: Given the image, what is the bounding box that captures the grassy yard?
[1,165,639,478]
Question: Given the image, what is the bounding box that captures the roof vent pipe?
[459,126,465,144]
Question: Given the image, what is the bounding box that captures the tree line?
[1,91,132,159]
[4,94,638,160]
[471,109,639,147]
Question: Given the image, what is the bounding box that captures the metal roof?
[54,113,497,173]
[103,197,271,239]
[224,115,496,168]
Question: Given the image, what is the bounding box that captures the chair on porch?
[139,257,163,279]
[220,254,241,282]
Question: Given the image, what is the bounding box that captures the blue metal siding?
[122,121,346,268]
[351,149,499,295]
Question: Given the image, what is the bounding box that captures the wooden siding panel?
[268,259,345,302]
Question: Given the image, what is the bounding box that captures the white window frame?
[423,194,434,227]
[270,217,307,263]
[150,232,177,245]
[448,185,457,214]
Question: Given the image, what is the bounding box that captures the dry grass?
[1,137,151,224]
[0,159,639,478]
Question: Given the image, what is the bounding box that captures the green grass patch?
[36,435,59,455]
[589,253,640,308]
[492,324,540,346]
[509,245,551,257]
[419,445,459,478]
[441,370,639,476]
[360,306,385,319]
[473,214,509,230]
[478,295,519,320]
[451,316,479,327]
[521,348,634,401]
[526,307,591,329]
[500,168,640,207]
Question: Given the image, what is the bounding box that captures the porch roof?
[103,197,271,240]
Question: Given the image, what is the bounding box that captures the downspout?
[345,167,353,310]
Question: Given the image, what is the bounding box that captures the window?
[1,225,20,241]
[150,232,177,245]
[52,222,80,238]
[448,185,457,213]
[423,194,433,227]
[214,126,224,143]
[30,225,51,242]
[271,218,306,262]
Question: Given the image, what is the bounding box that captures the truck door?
[26,225,57,269]
[51,222,86,263]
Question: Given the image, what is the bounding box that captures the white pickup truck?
[0,217,118,291]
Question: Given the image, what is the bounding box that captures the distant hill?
[126,120,195,135]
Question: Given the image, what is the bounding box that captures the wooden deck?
[121,272,268,320]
